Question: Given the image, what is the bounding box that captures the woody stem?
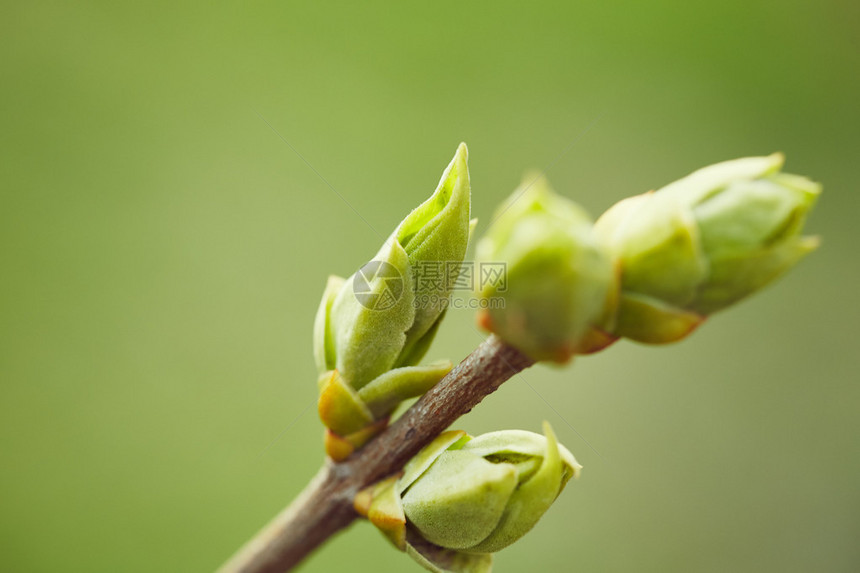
[217,335,534,573]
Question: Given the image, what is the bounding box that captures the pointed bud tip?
[771,171,823,198]
[325,274,344,288]
[456,141,469,160]
[468,217,479,244]
[519,170,545,186]
[768,151,786,170]
[453,142,470,181]
[541,420,556,442]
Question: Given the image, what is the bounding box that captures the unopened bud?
[313,145,471,459]
[475,176,615,362]
[594,153,820,344]
[356,422,581,572]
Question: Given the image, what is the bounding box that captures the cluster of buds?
[355,422,580,573]
[477,154,820,359]
[310,147,820,571]
[314,144,472,460]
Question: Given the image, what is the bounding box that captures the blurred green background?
[2,1,858,571]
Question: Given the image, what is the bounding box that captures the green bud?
[594,153,820,344]
[355,422,581,572]
[475,175,616,362]
[330,238,416,389]
[313,275,344,373]
[314,144,471,459]
[396,143,472,364]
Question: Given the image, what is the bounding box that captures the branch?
[218,334,533,573]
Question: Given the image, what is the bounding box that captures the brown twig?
[218,334,534,573]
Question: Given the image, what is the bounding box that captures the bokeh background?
[2,1,859,572]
